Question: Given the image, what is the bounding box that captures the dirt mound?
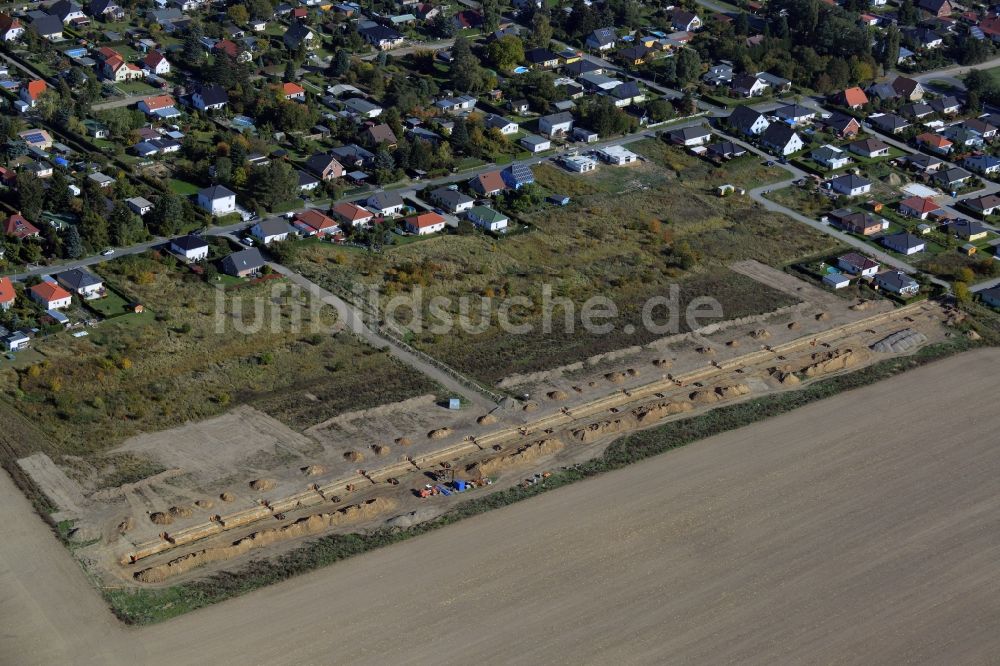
[134,498,397,584]
[652,358,672,368]
[815,312,829,321]
[395,437,413,446]
[689,389,720,405]
[695,346,714,355]
[633,400,694,425]
[466,439,565,478]
[117,517,134,535]
[605,372,625,384]
[428,427,452,439]
[477,414,499,425]
[249,479,276,492]
[220,492,235,502]
[149,512,173,526]
[572,418,632,444]
[801,348,867,377]
[547,390,568,400]
[169,505,193,518]
[522,402,538,412]
[774,371,800,386]
[716,383,751,399]
[871,329,928,353]
[788,322,800,330]
[850,300,875,311]
[726,339,740,347]
[302,465,326,477]
[371,444,390,457]
[966,330,982,341]
[625,368,639,377]
[750,329,770,339]
[344,450,364,462]
[195,499,214,510]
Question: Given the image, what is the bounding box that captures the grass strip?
[107,337,983,624]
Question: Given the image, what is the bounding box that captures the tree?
[953,281,971,304]
[880,25,900,69]
[735,12,750,36]
[529,12,553,49]
[109,202,144,246]
[182,25,205,69]
[676,48,702,86]
[17,174,45,221]
[450,36,483,92]
[47,169,71,212]
[481,0,501,32]
[284,59,297,82]
[251,160,298,210]
[227,4,249,25]
[149,193,185,236]
[64,224,83,259]
[330,49,351,77]
[486,36,524,72]
[432,12,456,37]
[450,118,470,152]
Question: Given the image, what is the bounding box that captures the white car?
[101,248,115,256]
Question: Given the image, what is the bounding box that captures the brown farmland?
[1,349,999,664]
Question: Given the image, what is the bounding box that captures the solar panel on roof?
[25,133,45,143]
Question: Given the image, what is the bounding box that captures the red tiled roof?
[405,211,445,229]
[473,170,506,193]
[0,276,14,304]
[840,87,868,107]
[282,82,305,96]
[144,50,167,67]
[25,79,46,101]
[331,202,374,222]
[140,94,176,110]
[917,132,952,148]
[30,281,71,304]
[4,212,39,239]
[294,209,338,233]
[899,196,940,214]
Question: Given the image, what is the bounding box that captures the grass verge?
[105,334,985,625]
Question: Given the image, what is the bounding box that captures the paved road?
[3,349,1000,664]
[908,54,1000,91]
[91,93,155,111]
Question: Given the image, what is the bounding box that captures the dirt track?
[2,349,1000,664]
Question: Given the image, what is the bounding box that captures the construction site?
[16,261,961,590]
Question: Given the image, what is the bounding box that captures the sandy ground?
[2,348,999,665]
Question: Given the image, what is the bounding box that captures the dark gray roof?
[430,187,473,208]
[31,14,63,35]
[171,234,208,251]
[199,184,236,200]
[222,248,265,273]
[368,190,404,209]
[57,268,101,290]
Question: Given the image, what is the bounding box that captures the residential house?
[916,132,953,155]
[595,145,639,165]
[811,145,851,169]
[917,0,952,17]
[281,82,306,101]
[703,62,734,86]
[466,205,509,232]
[88,0,124,20]
[251,219,291,245]
[331,202,374,227]
[947,218,989,241]
[903,153,944,173]
[901,102,934,119]
[929,96,961,115]
[821,112,861,138]
[0,14,25,41]
[756,72,791,92]
[344,97,383,119]
[524,47,560,69]
[585,27,616,51]
[670,9,702,31]
[706,141,747,160]
[618,45,652,66]
[30,15,63,40]
[729,74,768,98]
[221,248,265,278]
[773,104,815,125]
[561,154,597,172]
[359,23,404,50]
[898,195,941,219]
[760,124,803,156]
[963,118,998,140]
[829,208,883,236]
[881,232,926,255]
[452,9,483,29]
[874,271,920,296]
[869,113,910,134]
[727,106,770,136]
[191,85,228,111]
[125,196,153,215]
[892,76,924,101]
[825,174,872,197]
[0,277,14,311]
[933,167,972,190]
[837,252,880,277]
[102,55,143,81]
[331,144,375,168]
[283,23,314,50]
[434,95,476,114]
[509,99,530,114]
[49,0,86,24]
[470,170,507,196]
[19,128,53,150]
[4,212,40,239]
[367,191,405,217]
[365,123,397,147]
[137,94,178,117]
[19,79,47,108]
[292,208,340,238]
[502,163,534,189]
[572,127,599,143]
[29,281,72,309]
[961,192,1000,216]
[305,153,345,181]
[519,134,550,153]
[142,50,170,75]
[668,125,712,146]
[483,114,519,135]
[847,137,890,158]
[539,112,574,138]
[941,125,983,149]
[170,234,209,261]
[404,211,446,235]
[963,154,1000,175]
[197,184,237,216]
[56,268,103,299]
[836,86,869,109]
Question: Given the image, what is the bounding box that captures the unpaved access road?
[3,348,1000,665]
